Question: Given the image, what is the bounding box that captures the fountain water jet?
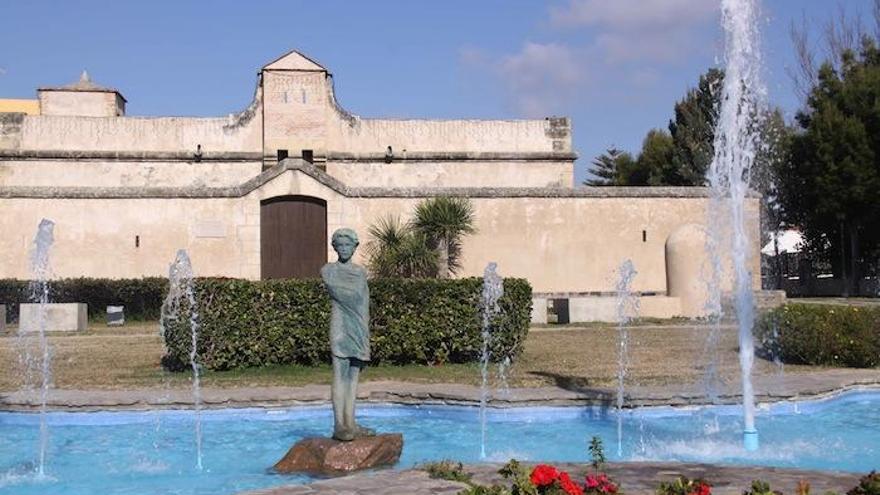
[707,0,766,452]
[26,219,55,477]
[479,262,503,460]
[160,250,203,470]
[614,260,639,458]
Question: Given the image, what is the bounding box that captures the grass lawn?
[0,321,819,391]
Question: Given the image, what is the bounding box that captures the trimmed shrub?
[0,278,167,323]
[161,277,532,371]
[848,471,880,495]
[756,303,880,368]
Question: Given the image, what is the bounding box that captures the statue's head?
[331,228,359,263]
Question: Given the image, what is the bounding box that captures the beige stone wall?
[15,113,262,153]
[0,160,262,188]
[39,91,121,117]
[325,161,574,188]
[341,194,760,294]
[262,71,330,158]
[259,65,570,161]
[0,169,762,299]
[0,169,761,303]
[0,197,257,279]
[3,51,572,191]
[328,117,569,154]
[0,99,40,115]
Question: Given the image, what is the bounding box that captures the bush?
[656,476,711,495]
[0,278,168,323]
[756,304,880,368]
[423,460,472,483]
[162,277,532,371]
[848,471,880,495]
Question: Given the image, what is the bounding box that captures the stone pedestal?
[19,303,88,332]
[273,433,403,476]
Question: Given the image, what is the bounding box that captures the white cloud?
[457,1,718,118]
[549,0,718,64]
[550,0,717,30]
[495,42,586,117]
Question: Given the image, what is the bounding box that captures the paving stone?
[238,462,864,495]
[1,370,879,412]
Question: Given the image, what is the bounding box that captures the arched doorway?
[260,195,327,279]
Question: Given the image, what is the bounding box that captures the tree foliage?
[366,197,477,279]
[584,147,636,186]
[637,129,674,186]
[365,216,439,278]
[776,38,880,291]
[666,68,725,186]
[413,196,477,278]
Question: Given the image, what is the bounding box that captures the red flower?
[586,473,618,494]
[530,464,560,487]
[690,482,711,495]
[559,471,584,495]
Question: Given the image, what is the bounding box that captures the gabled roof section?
[263,50,327,72]
[38,70,127,101]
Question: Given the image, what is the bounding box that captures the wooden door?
[260,196,327,279]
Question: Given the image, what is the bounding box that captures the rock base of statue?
[273,433,403,476]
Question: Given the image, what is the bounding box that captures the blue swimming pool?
[1,390,878,495]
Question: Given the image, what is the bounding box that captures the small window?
[642,230,647,242]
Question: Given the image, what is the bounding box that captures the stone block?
[566,295,683,323]
[568,297,617,323]
[530,297,548,324]
[755,290,786,310]
[19,303,88,332]
[638,296,682,319]
[106,305,124,326]
[273,433,403,476]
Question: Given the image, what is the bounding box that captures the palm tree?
[364,215,438,278]
[412,197,477,278]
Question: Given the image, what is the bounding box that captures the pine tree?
[666,68,724,185]
[585,147,633,186]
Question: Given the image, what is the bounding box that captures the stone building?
[0,50,762,321]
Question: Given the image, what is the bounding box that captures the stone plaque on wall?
[192,221,227,238]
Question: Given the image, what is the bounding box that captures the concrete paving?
[1,368,879,412]
[240,462,864,495]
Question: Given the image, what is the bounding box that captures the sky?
[1,0,876,184]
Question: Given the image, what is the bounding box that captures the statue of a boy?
[321,228,376,441]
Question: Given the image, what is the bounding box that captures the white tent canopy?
[761,229,804,256]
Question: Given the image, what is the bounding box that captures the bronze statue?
[321,228,376,441]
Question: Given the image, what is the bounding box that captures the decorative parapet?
[0,158,757,199]
[326,151,577,162]
[0,150,262,162]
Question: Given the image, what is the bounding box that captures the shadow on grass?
[527,371,613,401]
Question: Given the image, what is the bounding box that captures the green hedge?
[0,278,167,323]
[161,277,532,371]
[756,303,880,368]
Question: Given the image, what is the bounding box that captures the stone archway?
[260,195,327,279]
